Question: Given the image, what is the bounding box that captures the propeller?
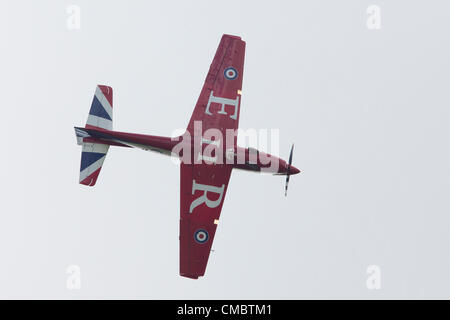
[285,144,294,197]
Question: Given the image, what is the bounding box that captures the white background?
[0,1,449,298]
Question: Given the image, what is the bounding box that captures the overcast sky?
[1,0,450,299]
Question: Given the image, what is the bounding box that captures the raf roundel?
[224,67,238,80]
[194,229,209,244]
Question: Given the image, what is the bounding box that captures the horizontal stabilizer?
[86,85,113,130]
[76,85,113,186]
[79,142,109,186]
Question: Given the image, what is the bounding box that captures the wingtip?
[222,34,242,40]
[180,273,200,280]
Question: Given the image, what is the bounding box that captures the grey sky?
[0,0,449,299]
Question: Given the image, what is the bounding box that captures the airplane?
[74,34,300,279]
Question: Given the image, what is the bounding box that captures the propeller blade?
[288,143,294,166]
[285,144,294,197]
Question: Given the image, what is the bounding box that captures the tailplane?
[75,85,113,186]
[85,85,113,130]
[79,142,109,186]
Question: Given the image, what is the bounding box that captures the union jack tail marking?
[75,84,113,186]
[85,85,113,130]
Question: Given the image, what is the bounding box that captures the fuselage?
[77,126,300,175]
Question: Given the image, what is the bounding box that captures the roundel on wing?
[194,229,209,244]
[224,67,238,80]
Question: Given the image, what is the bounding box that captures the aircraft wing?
[187,34,246,138]
[180,162,232,279]
[179,35,246,278]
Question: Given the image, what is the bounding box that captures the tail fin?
[75,85,113,186]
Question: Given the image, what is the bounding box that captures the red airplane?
[74,34,300,279]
